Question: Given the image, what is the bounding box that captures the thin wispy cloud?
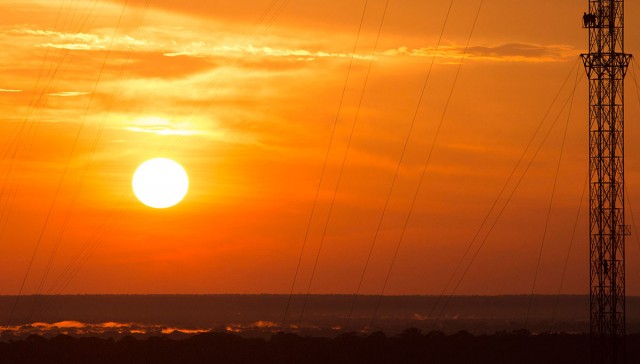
[464,43,576,62]
[124,117,202,136]
[382,43,576,63]
[9,27,147,51]
[36,43,105,50]
[0,88,22,92]
[12,26,369,62]
[125,126,200,136]
[164,44,373,61]
[8,26,574,66]
[47,91,91,97]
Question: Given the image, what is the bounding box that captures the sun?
[132,158,189,209]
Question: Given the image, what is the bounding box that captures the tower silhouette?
[581,1,632,363]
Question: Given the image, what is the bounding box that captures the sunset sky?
[1,0,640,297]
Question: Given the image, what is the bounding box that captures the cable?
[29,0,295,314]
[525,65,580,327]
[0,0,103,249]
[26,0,156,322]
[281,0,371,328]
[432,72,584,326]
[630,59,640,109]
[163,0,292,154]
[626,61,640,253]
[0,0,98,235]
[370,0,485,327]
[6,0,128,326]
[26,0,157,321]
[344,0,456,331]
[399,58,581,327]
[551,175,588,325]
[296,0,392,328]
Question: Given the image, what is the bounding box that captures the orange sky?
[1,0,640,296]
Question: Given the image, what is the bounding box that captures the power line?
[551,175,588,325]
[344,0,456,331]
[296,0,392,328]
[410,58,580,327]
[433,72,583,327]
[22,2,298,319]
[163,0,292,154]
[525,66,580,327]
[281,0,371,328]
[370,0,485,328]
[27,0,154,322]
[0,0,101,236]
[6,0,130,326]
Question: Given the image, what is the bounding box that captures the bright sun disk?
[132,158,189,209]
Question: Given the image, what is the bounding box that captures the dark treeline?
[2,329,640,364]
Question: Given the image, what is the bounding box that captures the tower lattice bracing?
[581,1,631,363]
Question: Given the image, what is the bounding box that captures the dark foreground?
[3,330,640,364]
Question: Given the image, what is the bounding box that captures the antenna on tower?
[581,1,632,363]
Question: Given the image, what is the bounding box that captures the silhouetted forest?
[3,329,640,364]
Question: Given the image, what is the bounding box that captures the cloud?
[7,26,370,64]
[163,44,372,61]
[125,126,199,136]
[36,42,104,50]
[124,116,201,136]
[124,52,219,79]
[0,88,22,92]
[8,27,147,51]
[381,43,576,63]
[47,91,91,97]
[5,26,366,74]
[11,28,104,50]
[464,43,576,62]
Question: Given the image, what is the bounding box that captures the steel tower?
[581,0,631,363]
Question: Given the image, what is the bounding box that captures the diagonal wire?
[163,0,291,154]
[27,1,295,318]
[0,0,101,237]
[370,0,484,327]
[627,61,640,253]
[404,57,580,327]
[281,0,371,327]
[344,0,456,331]
[525,65,580,327]
[626,190,640,251]
[22,1,295,319]
[433,72,584,325]
[6,0,129,326]
[2,0,101,324]
[296,0,391,328]
[551,175,588,325]
[27,0,154,321]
